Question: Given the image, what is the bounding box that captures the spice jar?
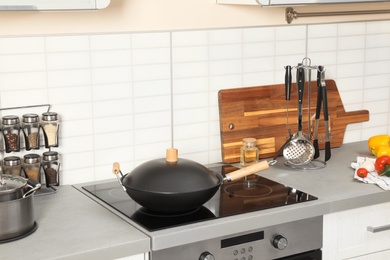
[23,154,41,182]
[21,113,40,150]
[2,115,21,153]
[240,138,259,166]
[2,156,22,176]
[42,151,60,187]
[41,112,59,148]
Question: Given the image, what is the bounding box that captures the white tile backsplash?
[90,34,132,51]
[172,30,208,47]
[243,42,275,58]
[208,29,242,45]
[337,22,366,36]
[0,20,389,185]
[45,35,90,52]
[91,50,132,67]
[47,69,91,88]
[0,37,45,54]
[131,32,170,48]
[0,54,46,72]
[47,52,90,70]
[307,24,338,38]
[172,46,208,63]
[242,27,275,43]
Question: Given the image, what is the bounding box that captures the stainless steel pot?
[0,174,41,202]
[0,187,39,241]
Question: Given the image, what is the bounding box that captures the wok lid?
[122,148,221,193]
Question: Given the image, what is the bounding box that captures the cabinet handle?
[367,224,390,233]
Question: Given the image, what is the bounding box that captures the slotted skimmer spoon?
[283,65,315,165]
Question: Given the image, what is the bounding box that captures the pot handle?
[112,162,126,191]
[23,182,42,198]
[224,160,269,182]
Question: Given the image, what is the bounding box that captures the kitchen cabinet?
[323,202,390,259]
[216,0,258,4]
[116,253,149,260]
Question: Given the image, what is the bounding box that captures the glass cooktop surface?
[83,164,318,232]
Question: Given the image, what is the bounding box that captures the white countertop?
[0,184,150,260]
[1,141,389,258]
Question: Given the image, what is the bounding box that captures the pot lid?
[122,148,221,193]
[0,175,27,194]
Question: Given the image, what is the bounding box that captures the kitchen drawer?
[323,202,390,259]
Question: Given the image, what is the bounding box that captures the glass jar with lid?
[42,151,60,187]
[21,113,40,150]
[2,115,21,153]
[2,156,22,176]
[240,138,259,166]
[23,154,41,182]
[41,112,59,148]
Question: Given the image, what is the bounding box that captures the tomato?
[357,168,368,178]
[375,155,390,176]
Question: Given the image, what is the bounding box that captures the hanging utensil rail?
[286,7,390,24]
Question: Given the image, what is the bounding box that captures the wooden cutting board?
[218,80,369,163]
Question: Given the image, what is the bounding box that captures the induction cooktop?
[82,164,318,231]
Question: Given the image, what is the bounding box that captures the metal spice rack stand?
[0,104,60,195]
[284,57,330,170]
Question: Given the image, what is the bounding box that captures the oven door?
[275,249,321,260]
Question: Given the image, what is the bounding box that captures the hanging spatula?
[312,66,323,159]
[320,68,331,161]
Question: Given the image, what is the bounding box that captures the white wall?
[0,1,389,185]
[0,0,390,36]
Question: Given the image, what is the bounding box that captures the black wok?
[113,148,269,213]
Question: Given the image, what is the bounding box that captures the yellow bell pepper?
[377,145,390,157]
[368,134,390,156]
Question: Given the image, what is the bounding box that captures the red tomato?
[375,155,390,176]
[357,168,368,178]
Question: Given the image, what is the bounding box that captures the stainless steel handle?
[367,224,390,233]
[23,183,41,198]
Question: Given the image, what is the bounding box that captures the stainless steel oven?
[152,216,322,260]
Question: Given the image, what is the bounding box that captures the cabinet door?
[350,249,390,260]
[323,202,390,259]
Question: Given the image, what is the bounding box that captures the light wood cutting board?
[218,80,369,163]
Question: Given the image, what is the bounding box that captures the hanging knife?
[320,68,331,161]
[313,66,323,159]
[285,65,292,134]
[274,65,293,160]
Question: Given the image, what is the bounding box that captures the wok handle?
[224,161,269,182]
[112,162,121,175]
[112,162,126,191]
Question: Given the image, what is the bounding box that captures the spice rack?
[0,104,60,194]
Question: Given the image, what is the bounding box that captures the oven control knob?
[273,234,288,250]
[199,251,215,260]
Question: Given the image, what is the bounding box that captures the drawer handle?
[367,224,390,233]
